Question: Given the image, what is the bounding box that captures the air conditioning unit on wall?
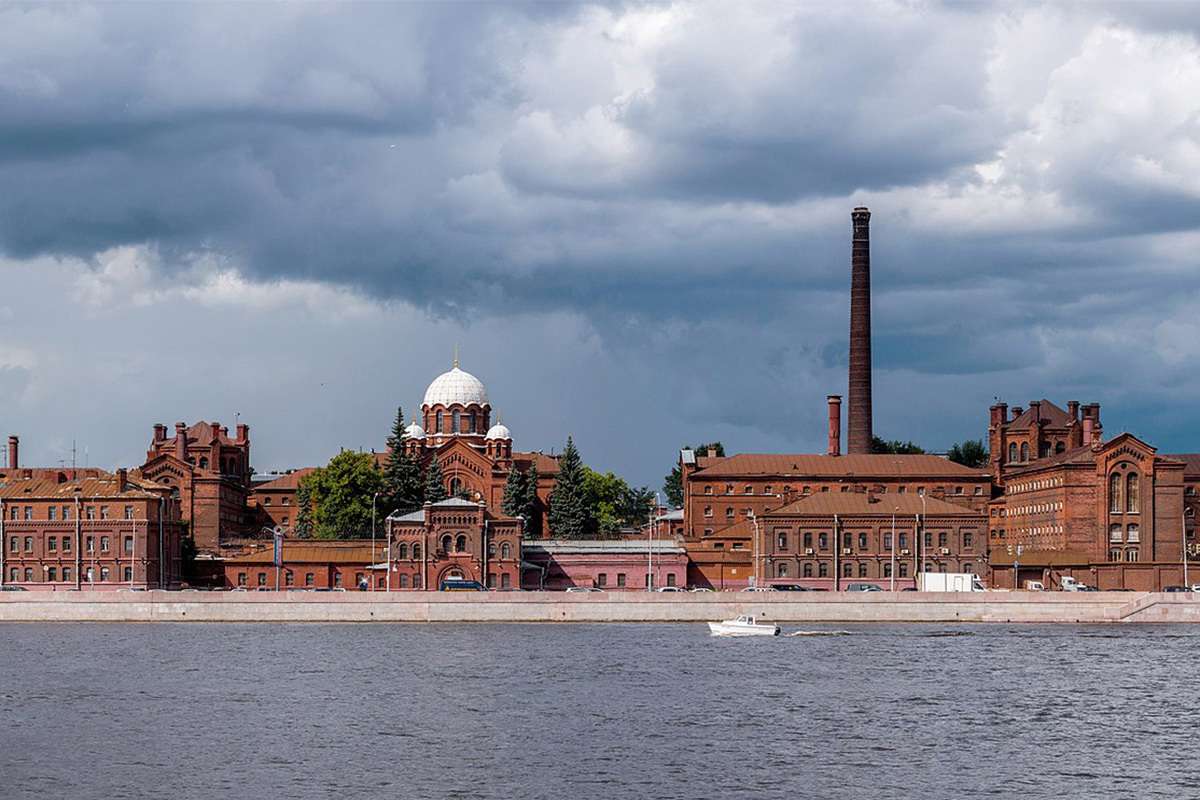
[941,547,951,555]
[841,548,852,555]
[805,548,814,555]
[900,549,911,556]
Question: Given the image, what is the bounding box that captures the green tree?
[294,481,314,539]
[548,436,593,539]
[423,455,448,504]
[502,464,527,519]
[382,406,424,516]
[663,441,725,507]
[303,451,386,539]
[870,436,926,455]
[523,463,542,538]
[948,439,989,468]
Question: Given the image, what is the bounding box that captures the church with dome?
[394,357,559,537]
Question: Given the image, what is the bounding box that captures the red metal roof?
[691,453,988,479]
[769,492,984,518]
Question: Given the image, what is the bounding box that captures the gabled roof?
[1007,400,1073,429]
[691,453,987,479]
[0,473,167,500]
[768,492,983,518]
[433,497,480,508]
[183,421,238,448]
[251,468,316,492]
[513,451,560,476]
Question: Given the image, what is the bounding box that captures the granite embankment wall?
[1,591,1199,623]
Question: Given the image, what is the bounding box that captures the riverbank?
[2,590,1199,623]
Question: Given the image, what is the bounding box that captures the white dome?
[422,366,489,408]
[404,422,425,440]
[485,423,512,440]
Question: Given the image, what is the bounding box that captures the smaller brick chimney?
[153,423,167,443]
[236,423,249,443]
[1082,417,1094,446]
[990,403,1008,427]
[826,395,842,457]
[1011,406,1023,421]
[116,468,128,493]
[1029,401,1041,423]
[7,435,17,469]
[1067,400,1079,421]
[174,423,187,460]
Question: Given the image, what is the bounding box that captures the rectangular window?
[24,506,32,521]
[803,532,813,549]
[237,572,247,587]
[731,542,745,550]
[62,537,71,553]
[963,532,973,549]
[62,566,71,582]
[62,505,71,520]
[123,566,132,582]
[412,574,421,589]
[617,573,627,587]
[597,573,608,587]
[8,507,16,520]
[501,573,511,589]
[334,573,342,588]
[86,536,95,553]
[858,532,868,550]
[938,532,948,548]
[100,506,109,520]
[258,572,267,586]
[884,534,892,551]
[305,573,314,586]
[667,573,677,587]
[100,536,110,552]
[124,536,133,554]
[100,566,110,582]
[899,563,908,578]
[645,573,654,588]
[487,573,496,589]
[818,532,828,550]
[8,536,17,553]
[124,506,134,520]
[776,531,788,550]
[924,531,932,548]
[48,506,57,521]
[898,533,908,550]
[86,506,95,520]
[285,572,295,587]
[282,497,290,506]
[713,542,724,550]
[24,536,33,552]
[48,536,57,552]
[47,567,57,582]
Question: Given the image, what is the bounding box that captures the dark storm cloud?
[0,0,1199,479]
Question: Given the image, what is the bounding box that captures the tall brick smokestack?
[847,206,873,454]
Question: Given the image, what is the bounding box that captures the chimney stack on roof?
[175,422,187,460]
[1011,406,1023,421]
[116,468,127,493]
[153,423,167,443]
[847,206,873,455]
[1067,400,1079,421]
[1082,416,1094,447]
[1030,400,1041,424]
[826,395,842,457]
[7,435,17,469]
[236,423,249,444]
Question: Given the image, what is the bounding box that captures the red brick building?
[387,497,523,590]
[221,540,385,591]
[1,468,184,589]
[389,360,560,536]
[139,421,253,552]
[521,539,688,590]
[248,468,316,533]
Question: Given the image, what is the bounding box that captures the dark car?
[771,583,811,592]
[1163,586,1190,593]
[845,583,882,592]
[440,578,487,592]
[1,585,28,592]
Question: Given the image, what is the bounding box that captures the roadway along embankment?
[1,591,1198,623]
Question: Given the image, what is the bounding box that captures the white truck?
[918,572,986,592]
[1059,576,1094,591]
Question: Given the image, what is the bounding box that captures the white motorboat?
[707,615,780,637]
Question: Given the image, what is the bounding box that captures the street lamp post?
[890,509,897,592]
[371,492,381,592]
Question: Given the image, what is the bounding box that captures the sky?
[1,1,1198,489]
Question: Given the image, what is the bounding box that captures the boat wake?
[785,630,855,637]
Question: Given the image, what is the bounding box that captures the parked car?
[1163,585,1190,593]
[440,579,487,592]
[688,587,715,593]
[845,583,882,592]
[740,586,776,593]
[655,586,685,593]
[1024,580,1045,591]
[0,585,28,591]
[1192,585,1200,593]
[771,584,810,592]
[1060,576,1092,592]
[565,586,603,593]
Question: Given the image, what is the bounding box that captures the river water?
[0,622,1194,799]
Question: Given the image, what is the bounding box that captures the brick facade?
[387,497,523,590]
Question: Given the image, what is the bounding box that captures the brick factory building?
[1,467,184,589]
[139,420,254,553]
[222,540,386,591]
[521,539,688,591]
[248,468,317,533]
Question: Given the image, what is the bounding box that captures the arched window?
[399,574,409,588]
[1019,443,1028,462]
[802,563,812,578]
[818,562,828,578]
[452,410,460,433]
[1109,524,1122,543]
[1126,524,1139,543]
[1008,443,1017,462]
[436,410,444,433]
[199,457,208,469]
[24,567,33,582]
[1126,473,1139,513]
[467,413,476,433]
[1055,441,1066,454]
[487,541,496,557]
[1109,473,1121,513]
[450,477,463,496]
[440,534,452,553]
[1109,548,1122,562]
[397,543,408,560]
[500,542,511,560]
[883,563,892,578]
[843,562,853,577]
[455,534,468,553]
[777,563,788,578]
[412,544,421,559]
[859,562,868,578]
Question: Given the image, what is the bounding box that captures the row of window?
[1007,441,1067,463]
[772,561,977,579]
[1009,477,1064,493]
[433,410,481,435]
[773,530,973,552]
[702,484,984,499]
[1008,502,1064,516]
[1108,524,1140,544]
[1108,472,1140,513]
[7,565,132,582]
[9,535,133,554]
[1108,548,1140,562]
[6,505,137,521]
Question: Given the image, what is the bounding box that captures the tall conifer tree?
[501,464,527,519]
[295,480,314,539]
[523,463,541,538]
[547,436,592,539]
[382,406,424,515]
[424,455,448,504]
